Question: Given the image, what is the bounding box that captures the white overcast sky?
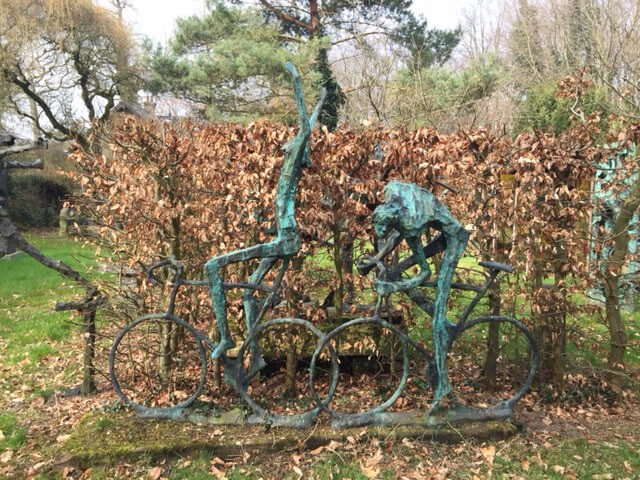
[125,0,474,44]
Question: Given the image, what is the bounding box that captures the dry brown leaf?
[61,466,75,478]
[0,451,13,464]
[592,474,614,480]
[30,461,47,473]
[361,464,381,479]
[326,440,342,450]
[551,465,565,474]
[366,449,384,467]
[148,466,163,480]
[210,465,226,479]
[79,468,93,480]
[480,445,496,467]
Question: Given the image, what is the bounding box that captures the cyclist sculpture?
[366,180,470,410]
[110,64,537,429]
[205,62,327,362]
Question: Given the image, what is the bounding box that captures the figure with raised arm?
[361,180,470,410]
[205,62,327,365]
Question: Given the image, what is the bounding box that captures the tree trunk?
[604,275,627,370]
[551,238,568,389]
[603,173,640,372]
[332,218,344,321]
[532,242,552,385]
[341,235,354,304]
[81,309,97,395]
[483,217,504,391]
[284,332,297,397]
[160,321,171,381]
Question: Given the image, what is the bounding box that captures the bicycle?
[109,254,538,428]
[109,255,339,427]
[308,255,538,427]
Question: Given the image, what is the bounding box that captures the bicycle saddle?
[478,260,513,273]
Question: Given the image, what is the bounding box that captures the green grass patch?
[0,413,27,452]
[169,452,260,480]
[492,438,640,479]
[94,416,116,432]
[0,232,97,366]
[311,453,367,480]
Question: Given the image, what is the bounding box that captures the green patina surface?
[590,142,638,284]
[110,65,536,429]
[204,62,326,363]
[370,180,470,408]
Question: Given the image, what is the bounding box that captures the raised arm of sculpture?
[282,61,327,167]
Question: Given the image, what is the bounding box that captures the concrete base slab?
[61,410,520,465]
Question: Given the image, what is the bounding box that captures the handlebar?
[357,253,513,292]
[146,256,184,285]
[356,255,388,279]
[478,260,513,273]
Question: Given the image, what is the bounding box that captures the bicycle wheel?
[232,318,338,427]
[309,317,410,419]
[109,313,208,413]
[454,315,538,408]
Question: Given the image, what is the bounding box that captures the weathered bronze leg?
[430,217,469,410]
[205,241,282,359]
[243,256,278,372]
[205,258,235,359]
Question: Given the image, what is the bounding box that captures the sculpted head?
[372,197,401,238]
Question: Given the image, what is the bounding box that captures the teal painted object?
[590,142,639,298]
[367,180,470,409]
[205,62,327,361]
[109,65,538,428]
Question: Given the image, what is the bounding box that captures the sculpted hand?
[375,268,430,296]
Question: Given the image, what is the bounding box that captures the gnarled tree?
[0,0,139,149]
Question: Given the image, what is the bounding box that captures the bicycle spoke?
[110,314,208,411]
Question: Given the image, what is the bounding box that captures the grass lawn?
[0,232,639,479]
[0,233,94,367]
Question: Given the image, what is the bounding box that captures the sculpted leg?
[430,218,470,410]
[205,257,235,359]
[243,256,278,373]
[205,241,284,359]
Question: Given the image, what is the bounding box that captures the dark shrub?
[8,173,72,228]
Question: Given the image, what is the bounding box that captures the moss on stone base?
[60,410,519,466]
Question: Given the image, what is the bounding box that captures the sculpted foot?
[211,338,235,360]
[428,383,453,414]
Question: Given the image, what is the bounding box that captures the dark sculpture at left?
[1,135,102,394]
[0,134,45,257]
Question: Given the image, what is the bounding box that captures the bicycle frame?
[147,255,290,338]
[147,254,515,371]
[117,254,536,429]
